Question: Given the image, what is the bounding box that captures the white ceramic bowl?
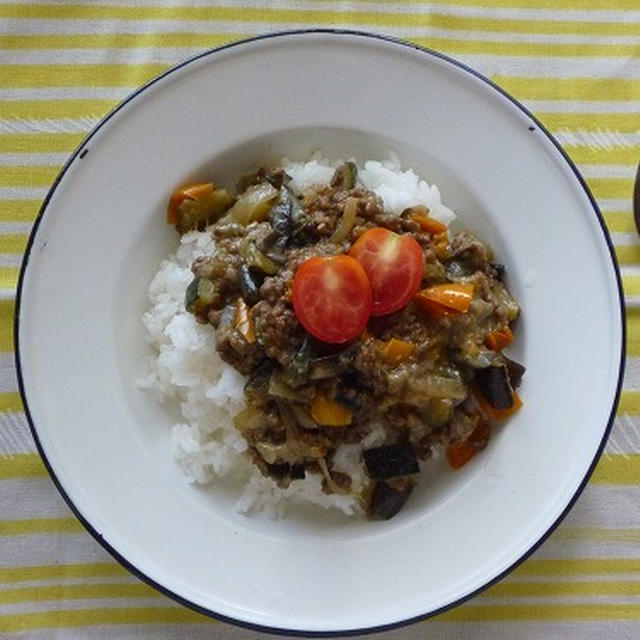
[16,31,624,634]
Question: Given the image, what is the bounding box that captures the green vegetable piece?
[331,161,358,190]
[185,277,216,314]
[242,238,279,276]
[175,187,233,234]
[229,182,279,226]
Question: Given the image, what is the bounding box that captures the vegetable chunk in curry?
[168,162,525,520]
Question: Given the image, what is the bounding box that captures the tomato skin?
[349,228,424,316]
[292,255,373,344]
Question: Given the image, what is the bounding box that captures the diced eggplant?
[490,262,506,281]
[244,361,273,407]
[334,389,361,413]
[266,462,290,479]
[474,365,513,410]
[236,167,287,192]
[331,161,357,190]
[290,464,306,480]
[260,230,288,264]
[264,187,311,253]
[503,356,526,389]
[282,337,360,388]
[269,188,294,237]
[237,264,261,305]
[363,442,419,480]
[185,277,216,314]
[368,481,414,520]
[444,259,473,279]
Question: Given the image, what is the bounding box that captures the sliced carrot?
[446,418,491,470]
[378,338,415,364]
[485,326,514,351]
[310,394,353,427]
[167,182,214,224]
[412,213,447,234]
[414,283,474,317]
[234,298,256,344]
[475,387,523,420]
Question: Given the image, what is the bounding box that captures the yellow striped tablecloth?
[1,1,639,638]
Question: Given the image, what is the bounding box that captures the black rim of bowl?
[13,28,627,637]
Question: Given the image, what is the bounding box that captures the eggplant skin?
[474,365,513,410]
[503,356,526,389]
[368,481,414,520]
[363,443,420,480]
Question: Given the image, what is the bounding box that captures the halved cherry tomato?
[348,228,424,316]
[292,255,373,344]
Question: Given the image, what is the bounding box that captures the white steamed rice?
[140,154,456,518]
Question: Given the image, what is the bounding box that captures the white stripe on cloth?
[2,18,640,45]
[4,621,639,640]
[555,131,640,148]
[610,233,637,246]
[0,352,18,392]
[607,415,640,457]
[0,153,69,166]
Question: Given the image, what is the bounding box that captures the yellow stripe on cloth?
[0,268,19,292]
[0,518,83,536]
[615,245,640,266]
[0,563,126,583]
[1,4,639,37]
[617,391,640,415]
[0,607,208,634]
[3,33,630,58]
[411,38,640,58]
[0,392,25,414]
[439,603,640,622]
[591,455,640,485]
[0,33,633,58]
[2,64,166,89]
[0,99,118,121]
[0,453,46,480]
[516,557,640,576]
[0,233,28,255]
[585,178,632,201]
[0,583,158,604]
[537,112,640,133]
[487,580,640,598]
[0,301,15,351]
[0,134,84,154]
[492,76,640,102]
[0,165,61,188]
[626,307,640,355]
[0,32,242,50]
[605,212,634,234]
